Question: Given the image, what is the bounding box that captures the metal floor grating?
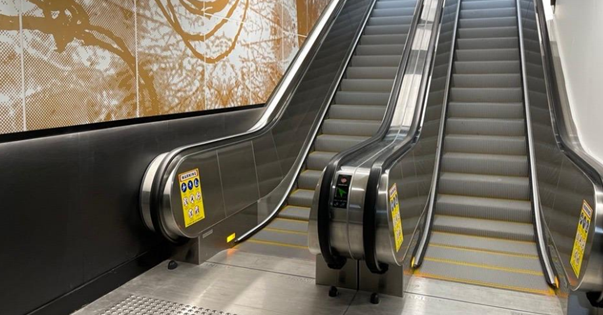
[101,295,235,315]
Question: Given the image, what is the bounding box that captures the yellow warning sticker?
[389,184,403,252]
[178,168,205,228]
[570,200,593,277]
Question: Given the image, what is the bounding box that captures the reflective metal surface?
[522,0,603,292]
[309,0,444,269]
[140,0,374,243]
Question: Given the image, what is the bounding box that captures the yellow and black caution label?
[570,200,593,277]
[178,168,205,228]
[389,183,403,252]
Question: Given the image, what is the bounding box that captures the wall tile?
[0,0,331,134]
[243,0,283,104]
[21,0,137,131]
[0,0,23,133]
[137,0,206,115]
[296,0,309,36]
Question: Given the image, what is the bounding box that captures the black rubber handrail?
[317,0,426,272]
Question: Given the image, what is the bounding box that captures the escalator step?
[368,16,414,26]
[458,26,518,39]
[306,151,337,170]
[445,117,525,137]
[314,134,370,152]
[459,8,516,19]
[444,134,527,155]
[355,44,405,56]
[429,231,538,256]
[448,102,524,119]
[441,152,528,176]
[436,194,532,222]
[361,34,408,45]
[451,73,521,87]
[279,206,311,221]
[288,189,315,208]
[364,24,411,35]
[459,16,517,29]
[461,0,514,10]
[449,87,522,102]
[438,172,530,200]
[351,55,401,67]
[372,7,416,18]
[335,91,390,105]
[432,215,534,241]
[454,60,520,74]
[340,79,394,92]
[457,37,518,50]
[322,119,382,137]
[329,104,388,120]
[297,170,323,190]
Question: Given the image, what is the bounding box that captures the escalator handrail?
[317,0,426,272]
[531,0,603,290]
[516,0,558,288]
[532,0,603,186]
[142,0,349,243]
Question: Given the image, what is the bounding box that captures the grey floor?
[74,248,566,315]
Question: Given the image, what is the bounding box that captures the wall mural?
[0,0,330,134]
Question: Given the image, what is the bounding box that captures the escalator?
[236,0,419,258]
[413,0,555,295]
[72,0,603,313]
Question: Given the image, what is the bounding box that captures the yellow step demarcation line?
[435,213,534,226]
[443,171,531,180]
[263,227,307,236]
[431,231,536,245]
[414,271,556,296]
[423,256,544,276]
[246,239,308,250]
[274,217,309,224]
[429,243,539,259]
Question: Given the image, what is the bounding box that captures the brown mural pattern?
[0,0,330,134]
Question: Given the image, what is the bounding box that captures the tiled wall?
[0,0,330,134]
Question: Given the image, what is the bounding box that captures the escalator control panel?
[332,175,352,208]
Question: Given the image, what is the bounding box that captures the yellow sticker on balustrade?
[389,184,404,252]
[178,168,205,228]
[570,200,593,277]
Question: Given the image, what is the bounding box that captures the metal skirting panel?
[74,258,565,315]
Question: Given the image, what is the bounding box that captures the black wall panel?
[0,108,263,315]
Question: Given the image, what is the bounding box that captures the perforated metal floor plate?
[101,295,235,315]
